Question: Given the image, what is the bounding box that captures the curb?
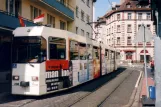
[122,70,143,107]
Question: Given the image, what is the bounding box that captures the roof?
[99,0,151,20]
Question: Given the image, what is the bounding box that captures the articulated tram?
[12,26,120,96]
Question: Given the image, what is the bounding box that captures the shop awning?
[140,50,150,55]
[123,50,136,52]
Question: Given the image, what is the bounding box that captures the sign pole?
[143,24,149,98]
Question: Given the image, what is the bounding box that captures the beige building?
[0,0,75,31]
[95,0,155,63]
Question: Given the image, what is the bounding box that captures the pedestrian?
[150,60,154,73]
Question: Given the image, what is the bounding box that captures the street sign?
[133,25,153,43]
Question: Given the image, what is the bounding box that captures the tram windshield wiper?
[28,62,34,67]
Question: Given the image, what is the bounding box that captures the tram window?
[109,51,112,59]
[12,36,47,63]
[93,46,99,59]
[105,50,109,59]
[111,52,114,59]
[70,40,79,60]
[87,44,93,60]
[79,43,86,60]
[49,37,66,60]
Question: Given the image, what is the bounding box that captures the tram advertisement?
[93,48,100,79]
[101,54,107,75]
[45,60,72,92]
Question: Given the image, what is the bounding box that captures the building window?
[127,24,132,33]
[147,24,151,31]
[59,0,65,5]
[76,27,78,34]
[86,15,90,22]
[117,25,121,32]
[6,0,22,16]
[87,0,90,7]
[60,20,66,30]
[81,29,84,36]
[137,5,141,8]
[86,32,90,38]
[107,29,108,35]
[126,4,131,8]
[47,14,55,28]
[128,13,132,20]
[147,13,151,20]
[138,13,142,20]
[127,37,131,45]
[117,37,120,44]
[81,10,85,21]
[117,14,120,20]
[30,5,41,20]
[76,6,79,18]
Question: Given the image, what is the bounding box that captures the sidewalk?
[140,67,155,106]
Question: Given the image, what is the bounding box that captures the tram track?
[67,68,135,107]
[22,67,126,107]
[0,67,130,107]
[97,70,134,107]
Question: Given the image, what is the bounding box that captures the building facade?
[96,0,155,63]
[0,0,96,83]
[74,0,95,38]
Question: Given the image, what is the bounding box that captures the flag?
[18,16,25,27]
[33,14,45,23]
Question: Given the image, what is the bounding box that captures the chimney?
[120,0,125,4]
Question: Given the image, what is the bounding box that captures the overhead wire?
[107,0,113,8]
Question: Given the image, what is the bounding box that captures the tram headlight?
[32,76,39,81]
[12,76,19,80]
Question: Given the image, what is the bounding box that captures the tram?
[12,26,120,96]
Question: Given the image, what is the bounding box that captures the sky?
[95,0,120,21]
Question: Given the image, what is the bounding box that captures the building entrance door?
[140,55,150,63]
[126,52,133,60]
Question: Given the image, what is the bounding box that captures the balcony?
[0,10,36,29]
[39,0,74,21]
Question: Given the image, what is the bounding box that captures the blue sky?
[95,0,120,20]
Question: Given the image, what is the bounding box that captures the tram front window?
[13,36,47,63]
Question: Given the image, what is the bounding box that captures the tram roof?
[13,26,119,52]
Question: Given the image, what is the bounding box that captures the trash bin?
[149,86,156,99]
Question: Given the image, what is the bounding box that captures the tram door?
[0,30,12,86]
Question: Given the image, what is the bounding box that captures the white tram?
[12,26,120,96]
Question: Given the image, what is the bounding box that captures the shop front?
[140,50,151,63]
[124,50,136,62]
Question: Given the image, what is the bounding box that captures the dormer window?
[137,5,141,8]
[126,3,131,8]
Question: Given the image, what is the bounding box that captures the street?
[0,66,143,107]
